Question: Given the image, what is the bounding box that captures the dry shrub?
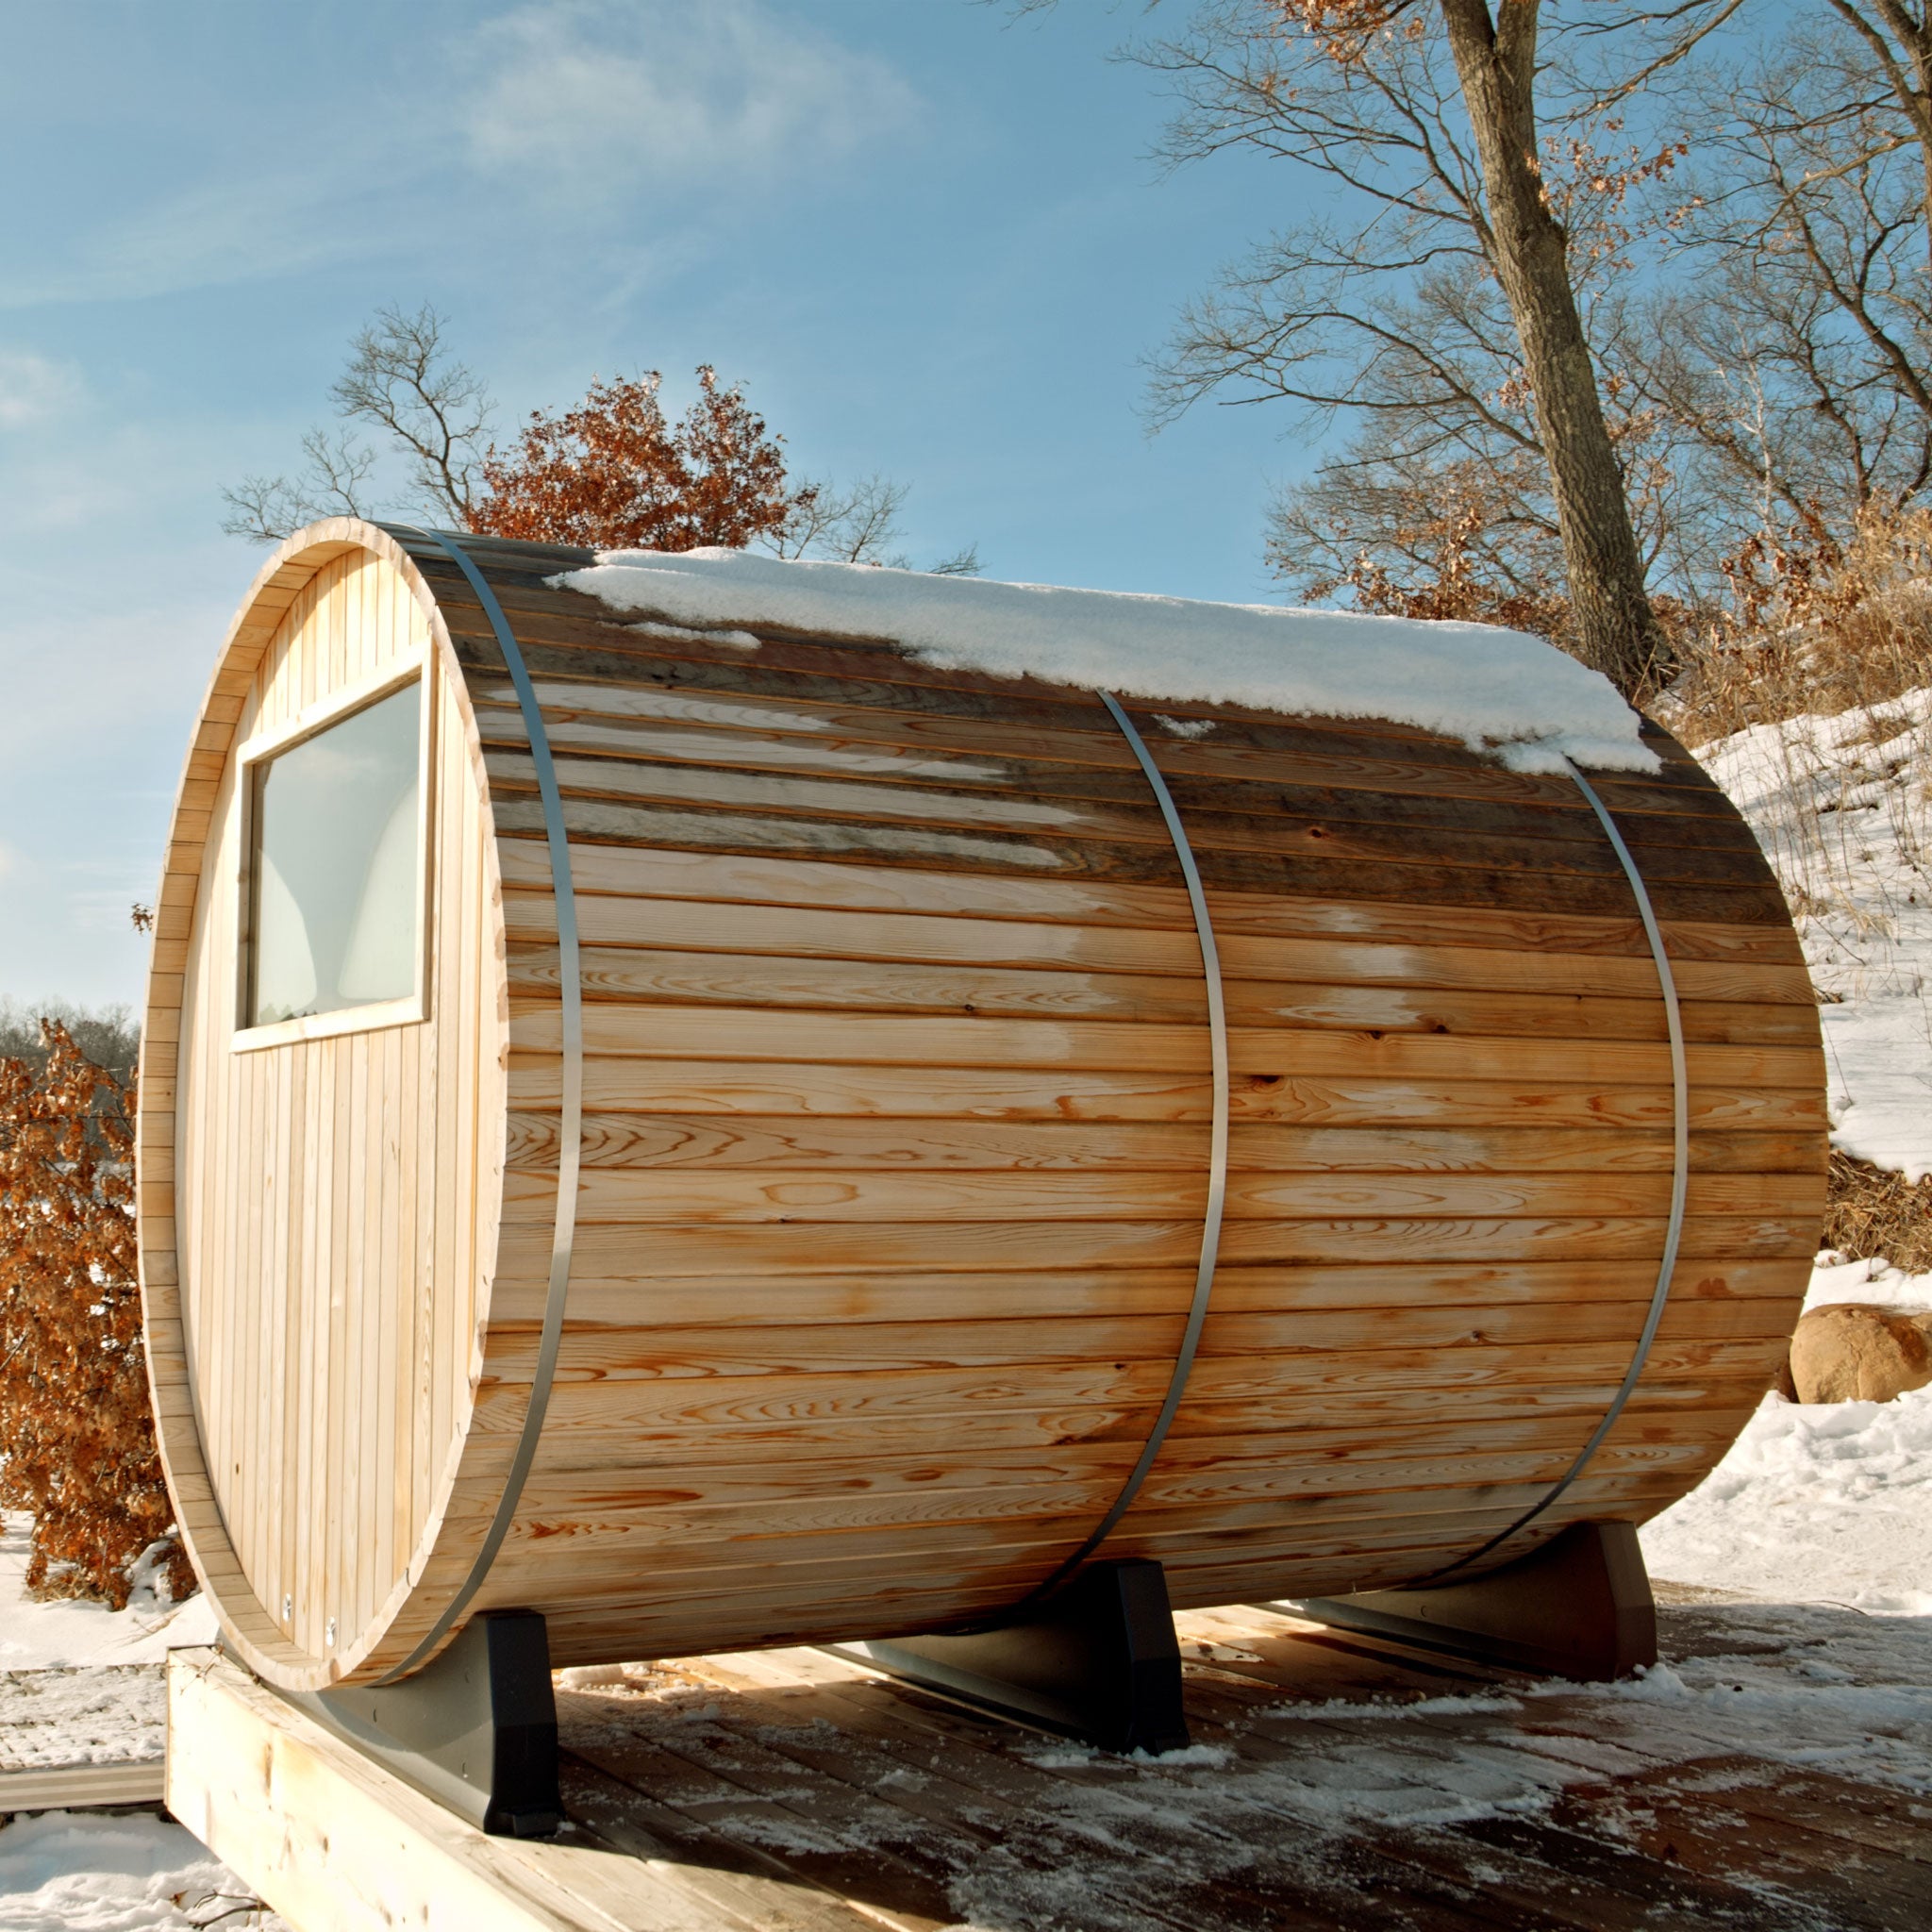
[0,1021,192,1607]
[1821,1149,1932,1277]
[1668,507,1932,746]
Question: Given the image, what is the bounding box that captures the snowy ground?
[0,1514,204,1783]
[1640,1385,1932,1616]
[0,1519,247,1930]
[0,1517,214,1672]
[0,1811,282,1931]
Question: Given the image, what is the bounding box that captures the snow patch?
[0,1811,283,1931]
[1640,1387,1932,1615]
[0,1666,161,1769]
[0,1516,215,1669]
[556,549,1657,774]
[1262,1690,1524,1722]
[1805,1251,1932,1316]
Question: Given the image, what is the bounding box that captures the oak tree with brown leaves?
[0,1023,191,1607]
[468,365,813,551]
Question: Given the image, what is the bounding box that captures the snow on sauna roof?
[554,548,1657,774]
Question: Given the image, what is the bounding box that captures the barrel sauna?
[137,517,1825,1692]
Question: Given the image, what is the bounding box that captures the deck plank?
[158,1597,1932,1931]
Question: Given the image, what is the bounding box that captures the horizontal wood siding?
[423,535,1819,1661]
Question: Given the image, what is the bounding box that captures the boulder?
[1788,1302,1932,1404]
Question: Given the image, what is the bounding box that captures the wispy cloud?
[459,0,920,202]
[0,348,84,426]
[0,159,409,313]
[0,3,919,312]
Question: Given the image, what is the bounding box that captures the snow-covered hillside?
[1696,691,1932,1180]
[1632,696,1932,1610]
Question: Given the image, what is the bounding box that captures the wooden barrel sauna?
[138,517,1826,1691]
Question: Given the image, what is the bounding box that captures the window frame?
[231,654,436,1054]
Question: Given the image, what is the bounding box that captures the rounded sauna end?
[139,521,516,1689]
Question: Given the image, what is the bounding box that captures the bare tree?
[1819,3,1932,254]
[764,473,980,574]
[221,304,491,541]
[219,427,381,542]
[1616,8,1932,546]
[330,303,494,525]
[1133,1,1742,694]
[767,473,909,560]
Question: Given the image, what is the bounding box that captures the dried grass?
[1821,1150,1932,1276]
[1666,507,1932,748]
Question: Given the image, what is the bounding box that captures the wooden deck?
[0,1661,166,1817]
[169,1590,1932,1932]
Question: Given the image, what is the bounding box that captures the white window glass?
[247,682,422,1028]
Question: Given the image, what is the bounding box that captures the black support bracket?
[836,1557,1191,1755]
[275,1608,563,1838]
[1292,1520,1658,1681]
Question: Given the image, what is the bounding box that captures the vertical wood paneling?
[171,547,492,1658]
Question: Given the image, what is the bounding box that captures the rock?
[1788,1302,1932,1404]
[1772,1351,1799,1403]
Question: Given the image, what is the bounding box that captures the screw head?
[325,1617,337,1647]
[281,1595,292,1622]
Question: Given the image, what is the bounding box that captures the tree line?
[223,305,978,577]
[232,6,1932,718]
[1023,1,1932,708]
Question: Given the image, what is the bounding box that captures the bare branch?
[331,303,493,523]
[217,428,376,541]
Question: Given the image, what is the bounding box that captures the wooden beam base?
[833,1557,1191,1754]
[165,1648,749,1932]
[1292,1519,1658,1680]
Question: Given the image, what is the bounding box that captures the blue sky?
[0,0,1316,1010]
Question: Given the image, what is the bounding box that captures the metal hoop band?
[1018,692,1230,1604]
[1407,757,1690,1589]
[379,527,582,1681]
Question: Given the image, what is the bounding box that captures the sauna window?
[244,680,424,1030]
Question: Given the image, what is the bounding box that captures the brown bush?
[0,1021,192,1607]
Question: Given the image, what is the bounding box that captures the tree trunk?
[1439,0,1667,698]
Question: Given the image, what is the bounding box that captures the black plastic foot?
[837,1557,1191,1755]
[1293,1520,1658,1681]
[279,1609,563,1837]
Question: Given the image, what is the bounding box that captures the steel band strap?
[1021,691,1230,1603]
[380,527,582,1681]
[1411,756,1690,1588]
